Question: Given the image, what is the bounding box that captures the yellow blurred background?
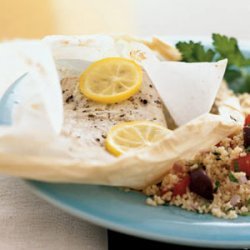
[0,0,135,39]
[1,0,250,40]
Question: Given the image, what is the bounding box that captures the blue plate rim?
[25,180,250,249]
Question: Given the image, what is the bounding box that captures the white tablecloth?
[0,176,107,250]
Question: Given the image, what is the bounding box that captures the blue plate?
[2,39,250,248]
[26,181,250,248]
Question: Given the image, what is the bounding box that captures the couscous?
[144,94,250,219]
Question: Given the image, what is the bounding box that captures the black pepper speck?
[65,95,74,103]
[140,99,148,105]
[154,100,161,105]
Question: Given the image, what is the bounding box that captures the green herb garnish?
[247,198,250,206]
[240,212,250,216]
[176,41,215,62]
[212,151,221,156]
[214,180,221,192]
[176,33,250,93]
[225,207,234,212]
[233,160,239,172]
[212,151,221,161]
[229,172,239,183]
[212,34,248,66]
[246,146,250,153]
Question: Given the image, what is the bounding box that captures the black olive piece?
[189,168,213,200]
[243,126,250,149]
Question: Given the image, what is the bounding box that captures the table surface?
[0,176,107,250]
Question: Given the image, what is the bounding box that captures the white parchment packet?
[0,36,244,189]
[0,40,63,134]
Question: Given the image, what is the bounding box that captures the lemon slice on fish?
[105,121,170,156]
[79,57,143,104]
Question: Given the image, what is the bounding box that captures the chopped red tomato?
[232,154,250,177]
[245,114,250,126]
[172,175,190,196]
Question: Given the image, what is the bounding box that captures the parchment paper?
[0,36,244,189]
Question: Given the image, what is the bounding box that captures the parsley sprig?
[176,34,250,93]
[228,172,239,183]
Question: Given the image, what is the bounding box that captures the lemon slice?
[79,57,143,104]
[105,121,170,156]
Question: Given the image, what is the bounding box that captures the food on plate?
[144,34,250,219]
[0,34,249,219]
[144,116,249,219]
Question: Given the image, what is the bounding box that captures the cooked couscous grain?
[143,96,250,219]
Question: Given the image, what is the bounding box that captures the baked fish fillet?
[61,70,167,152]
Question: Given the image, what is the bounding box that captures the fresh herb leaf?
[225,207,234,212]
[247,198,250,205]
[176,41,215,62]
[213,151,221,160]
[240,212,250,216]
[246,146,250,153]
[233,160,239,172]
[212,151,221,156]
[225,65,250,93]
[214,180,220,192]
[229,172,239,183]
[213,34,250,94]
[212,34,247,67]
[176,33,250,94]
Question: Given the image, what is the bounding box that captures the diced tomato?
[245,114,250,127]
[232,154,250,177]
[172,175,190,196]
